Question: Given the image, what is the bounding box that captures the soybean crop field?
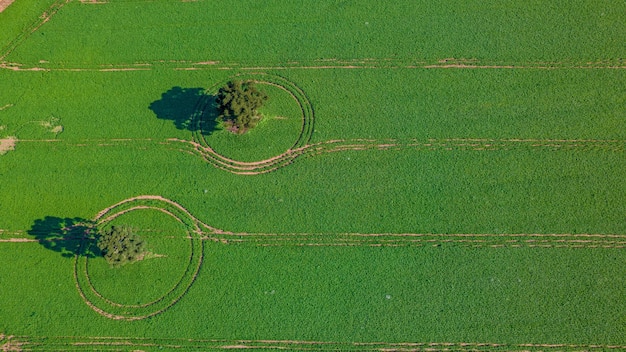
[1,0,625,350]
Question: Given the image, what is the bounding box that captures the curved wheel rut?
[68,195,626,320]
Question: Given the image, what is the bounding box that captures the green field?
[1,0,625,350]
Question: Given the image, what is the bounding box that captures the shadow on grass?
[28,216,100,258]
[149,87,220,135]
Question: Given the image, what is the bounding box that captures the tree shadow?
[149,87,220,135]
[28,216,100,258]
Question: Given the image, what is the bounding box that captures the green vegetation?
[87,207,192,306]
[206,80,304,162]
[97,225,146,267]
[216,80,268,134]
[0,243,624,345]
[3,0,625,68]
[0,0,624,350]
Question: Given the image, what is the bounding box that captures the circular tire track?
[190,73,315,174]
[75,196,625,320]
[74,196,204,321]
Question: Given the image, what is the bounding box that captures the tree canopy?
[97,225,146,267]
[216,80,268,134]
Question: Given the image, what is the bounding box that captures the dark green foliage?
[97,225,146,267]
[29,216,99,258]
[216,80,268,134]
[149,87,220,136]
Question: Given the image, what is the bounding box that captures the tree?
[216,80,268,134]
[97,225,146,267]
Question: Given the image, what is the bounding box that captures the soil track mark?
[171,137,626,175]
[2,195,624,320]
[96,197,626,251]
[184,73,626,174]
[3,57,625,72]
[0,0,69,62]
[205,232,626,249]
[11,135,626,174]
[0,227,32,242]
[2,334,625,351]
[75,196,204,321]
[102,197,626,250]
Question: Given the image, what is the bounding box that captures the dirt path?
[2,334,624,351]
[0,237,35,242]
[0,0,15,13]
[6,135,626,175]
[3,57,626,72]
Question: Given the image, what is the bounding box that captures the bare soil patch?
[0,136,16,155]
[39,117,64,135]
[0,0,15,13]
[0,238,36,242]
[136,251,166,262]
